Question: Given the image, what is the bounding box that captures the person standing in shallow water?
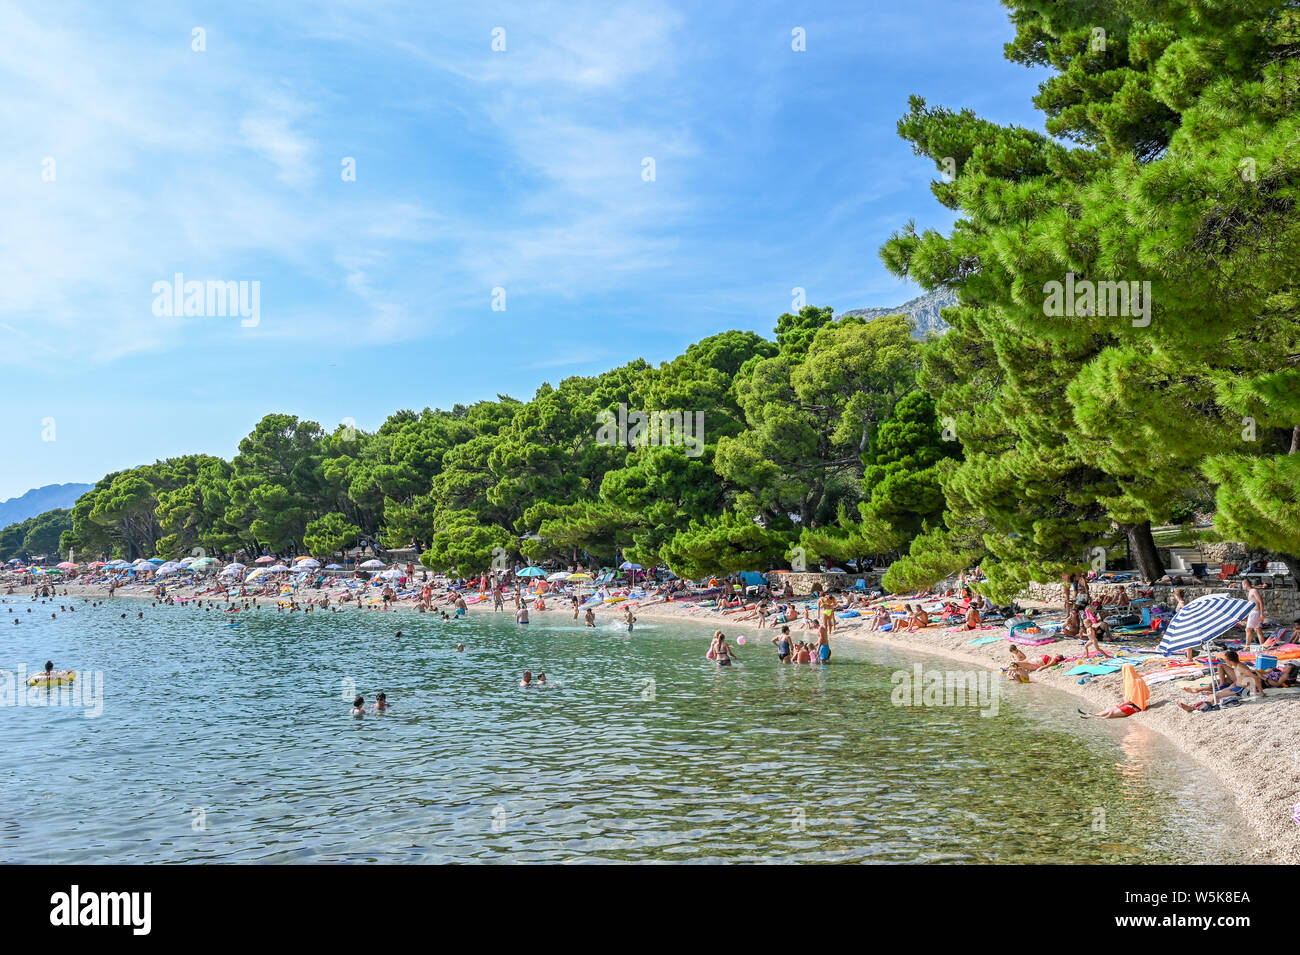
[772,625,792,663]
[815,623,831,663]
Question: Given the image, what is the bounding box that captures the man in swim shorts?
[815,627,831,663]
[516,605,529,625]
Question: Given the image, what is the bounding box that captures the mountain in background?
[840,287,958,338]
[0,483,92,527]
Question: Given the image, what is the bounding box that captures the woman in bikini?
[712,630,736,666]
[1009,645,1065,671]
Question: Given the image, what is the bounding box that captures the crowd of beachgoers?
[6,554,1298,858]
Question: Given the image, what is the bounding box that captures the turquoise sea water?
[0,596,1243,864]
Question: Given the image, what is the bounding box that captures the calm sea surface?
[0,596,1243,863]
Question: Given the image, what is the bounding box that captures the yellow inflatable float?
[28,670,76,687]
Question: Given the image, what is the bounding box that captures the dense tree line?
[5,0,1296,600]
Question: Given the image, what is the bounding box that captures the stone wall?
[1020,580,1300,621]
[782,572,876,594]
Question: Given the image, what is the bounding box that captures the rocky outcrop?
[839,287,958,339]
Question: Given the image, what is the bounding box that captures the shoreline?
[621,600,1297,863]
[23,578,1298,862]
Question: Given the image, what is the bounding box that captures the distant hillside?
[0,483,92,527]
[840,287,958,339]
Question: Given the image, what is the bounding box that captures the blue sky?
[0,0,1047,500]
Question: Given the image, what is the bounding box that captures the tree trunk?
[1122,521,1164,583]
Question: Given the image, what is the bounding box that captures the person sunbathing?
[1009,646,1065,671]
[1060,608,1081,638]
[1083,699,1143,718]
[1081,664,1149,718]
[1178,651,1265,707]
[869,606,891,631]
[963,605,981,630]
[1262,663,1299,688]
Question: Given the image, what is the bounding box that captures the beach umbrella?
[296,558,321,569]
[245,569,266,581]
[517,567,546,577]
[265,564,289,572]
[325,564,343,570]
[255,556,276,564]
[546,571,570,581]
[360,559,386,569]
[619,561,642,570]
[566,572,592,581]
[190,557,217,567]
[57,561,77,570]
[88,561,107,568]
[1158,593,1251,656]
[220,566,242,577]
[378,569,403,579]
[147,557,165,564]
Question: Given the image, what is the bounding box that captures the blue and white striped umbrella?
[1158,593,1251,655]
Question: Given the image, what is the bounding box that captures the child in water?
[624,606,636,631]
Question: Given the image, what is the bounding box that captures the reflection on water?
[0,600,1244,863]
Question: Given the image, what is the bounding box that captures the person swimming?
[520,670,533,687]
[584,608,596,628]
[536,672,548,686]
[350,695,366,716]
[516,605,529,625]
[372,692,390,712]
[456,643,465,652]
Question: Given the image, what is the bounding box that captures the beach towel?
[966,636,1002,646]
[1066,663,1122,677]
[1122,664,1150,711]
